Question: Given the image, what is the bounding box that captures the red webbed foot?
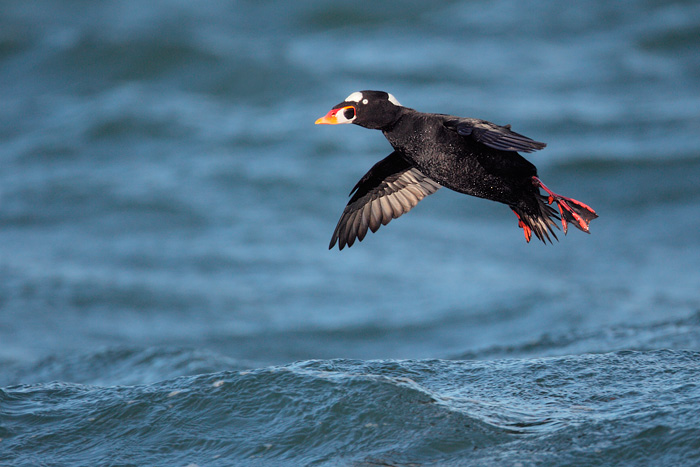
[532,176,598,234]
[511,209,533,242]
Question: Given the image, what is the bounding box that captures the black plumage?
[316,90,597,250]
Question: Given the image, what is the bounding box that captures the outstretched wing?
[330,151,442,250]
[443,117,546,153]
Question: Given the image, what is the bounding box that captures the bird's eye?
[344,107,355,119]
[362,99,368,105]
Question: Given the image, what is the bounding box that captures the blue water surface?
[1,0,700,465]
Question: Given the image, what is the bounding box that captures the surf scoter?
[316,90,597,250]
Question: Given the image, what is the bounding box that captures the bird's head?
[315,90,403,130]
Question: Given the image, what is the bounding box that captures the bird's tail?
[512,177,598,243]
[511,194,560,244]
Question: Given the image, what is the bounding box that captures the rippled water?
[4,350,700,465]
[1,0,700,465]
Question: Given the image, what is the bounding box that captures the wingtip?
[328,235,347,250]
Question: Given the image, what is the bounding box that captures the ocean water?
[1,0,700,465]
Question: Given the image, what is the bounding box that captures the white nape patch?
[387,93,401,106]
[345,91,363,103]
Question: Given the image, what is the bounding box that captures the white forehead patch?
[345,91,363,103]
[344,91,402,106]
